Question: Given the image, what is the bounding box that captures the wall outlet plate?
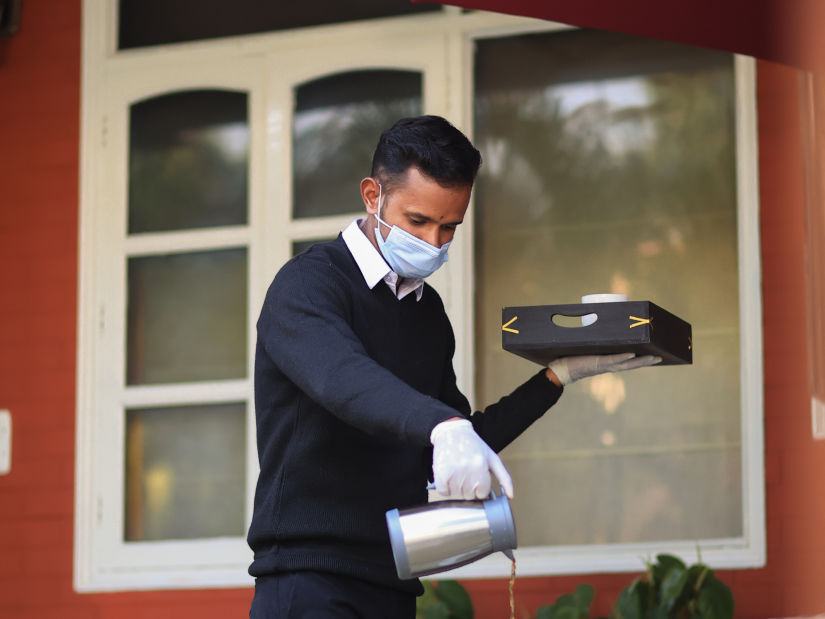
[813,398,825,440]
[0,410,10,474]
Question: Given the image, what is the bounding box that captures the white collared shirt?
[341,219,425,301]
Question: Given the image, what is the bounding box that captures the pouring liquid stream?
[509,558,516,619]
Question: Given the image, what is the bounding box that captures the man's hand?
[547,352,662,386]
[430,418,514,500]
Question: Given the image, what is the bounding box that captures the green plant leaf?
[639,582,654,611]
[697,577,734,619]
[652,554,686,586]
[656,554,687,571]
[554,607,584,619]
[660,565,688,610]
[696,565,715,590]
[434,580,474,619]
[553,593,578,609]
[612,582,644,619]
[420,599,450,619]
[535,604,555,619]
[417,581,440,614]
[573,584,595,609]
[683,563,713,598]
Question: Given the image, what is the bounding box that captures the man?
[247,115,659,618]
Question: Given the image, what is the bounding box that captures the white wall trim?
[733,54,766,567]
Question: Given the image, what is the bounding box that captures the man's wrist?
[545,367,562,386]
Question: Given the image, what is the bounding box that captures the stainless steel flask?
[385,489,517,580]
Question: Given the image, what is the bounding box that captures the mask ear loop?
[377,183,382,217]
[375,182,390,231]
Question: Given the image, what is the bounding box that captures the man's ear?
[360,177,380,214]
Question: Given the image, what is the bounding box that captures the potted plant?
[536,583,595,619]
[417,579,474,619]
[536,554,734,619]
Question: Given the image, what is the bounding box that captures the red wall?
[431,0,825,75]
[0,1,822,617]
[0,0,85,613]
[0,1,247,616]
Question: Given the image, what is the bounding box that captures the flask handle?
[423,482,515,561]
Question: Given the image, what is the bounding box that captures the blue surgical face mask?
[373,183,451,279]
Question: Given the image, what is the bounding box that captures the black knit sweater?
[247,234,562,593]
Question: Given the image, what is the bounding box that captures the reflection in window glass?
[474,30,741,546]
[127,249,247,385]
[129,90,249,233]
[293,70,421,219]
[124,403,246,541]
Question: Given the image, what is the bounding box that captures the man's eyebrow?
[406,209,464,226]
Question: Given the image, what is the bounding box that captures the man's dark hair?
[370,115,482,191]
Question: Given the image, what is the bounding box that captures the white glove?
[547,352,662,386]
[430,418,514,500]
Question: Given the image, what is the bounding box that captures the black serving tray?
[501,301,692,366]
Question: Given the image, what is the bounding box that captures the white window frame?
[76,0,763,592]
[446,28,765,580]
[75,35,267,591]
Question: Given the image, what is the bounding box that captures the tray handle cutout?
[551,311,594,328]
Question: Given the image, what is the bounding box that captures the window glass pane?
[119,0,441,50]
[292,70,421,219]
[129,90,248,233]
[127,248,247,385]
[292,238,334,256]
[515,449,741,544]
[124,403,246,541]
[474,30,741,546]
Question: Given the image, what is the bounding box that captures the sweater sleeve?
[469,370,563,452]
[437,356,563,453]
[434,313,563,452]
[258,254,461,445]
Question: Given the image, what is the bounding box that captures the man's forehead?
[401,206,465,224]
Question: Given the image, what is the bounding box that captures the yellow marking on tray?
[688,336,692,350]
[502,316,519,334]
[629,315,652,329]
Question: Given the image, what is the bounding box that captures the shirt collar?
[342,218,424,301]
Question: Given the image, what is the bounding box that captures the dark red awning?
[415,0,824,74]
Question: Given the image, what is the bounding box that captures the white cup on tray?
[581,293,628,326]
